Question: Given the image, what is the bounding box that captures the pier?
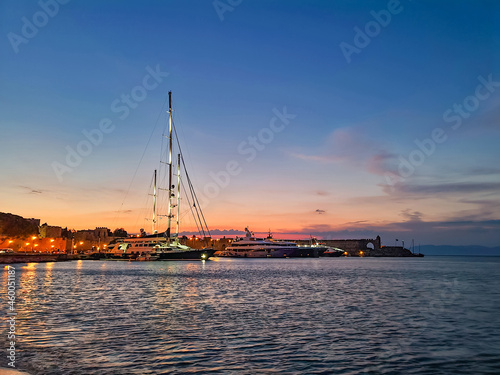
[0,253,79,264]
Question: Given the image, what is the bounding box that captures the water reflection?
[2,258,499,375]
[43,262,54,291]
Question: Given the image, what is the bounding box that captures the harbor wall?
[0,253,79,264]
[294,236,382,256]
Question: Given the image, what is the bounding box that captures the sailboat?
[107,91,215,261]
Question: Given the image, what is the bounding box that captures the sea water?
[1,257,499,374]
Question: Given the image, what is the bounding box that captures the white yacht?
[107,234,213,260]
[107,235,164,256]
[215,228,299,258]
[298,237,344,257]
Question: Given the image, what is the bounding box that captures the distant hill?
[420,245,500,256]
[0,212,39,237]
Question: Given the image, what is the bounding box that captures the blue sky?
[1,0,499,246]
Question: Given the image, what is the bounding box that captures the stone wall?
[295,236,381,256]
[369,246,416,257]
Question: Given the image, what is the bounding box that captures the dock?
[0,253,80,264]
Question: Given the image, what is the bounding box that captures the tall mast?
[167,91,173,240]
[176,153,181,237]
[152,169,157,234]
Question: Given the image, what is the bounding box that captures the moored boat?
[321,247,344,257]
[215,228,299,258]
[106,92,214,261]
[299,237,344,257]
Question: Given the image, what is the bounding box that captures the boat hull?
[156,249,216,260]
[215,248,319,258]
[96,248,215,261]
[321,251,343,257]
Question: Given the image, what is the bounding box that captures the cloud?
[448,198,500,221]
[469,95,500,130]
[289,153,338,163]
[289,218,500,246]
[366,151,398,175]
[289,126,397,176]
[391,181,500,196]
[315,190,330,196]
[466,167,500,176]
[19,185,44,194]
[400,209,423,222]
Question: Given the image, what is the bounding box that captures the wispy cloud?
[366,151,398,175]
[466,167,500,176]
[289,153,338,163]
[465,94,500,130]
[288,126,397,176]
[400,209,423,222]
[19,185,44,194]
[315,190,330,196]
[290,218,500,246]
[389,181,500,196]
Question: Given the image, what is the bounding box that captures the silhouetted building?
[39,223,62,238]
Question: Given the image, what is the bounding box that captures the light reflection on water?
[0,257,499,374]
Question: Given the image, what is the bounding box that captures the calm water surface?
[1,257,500,374]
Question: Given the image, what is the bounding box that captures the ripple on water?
[1,257,500,374]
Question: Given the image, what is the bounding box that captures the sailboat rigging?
[107,91,215,260]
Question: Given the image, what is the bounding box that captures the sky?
[1,0,499,246]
